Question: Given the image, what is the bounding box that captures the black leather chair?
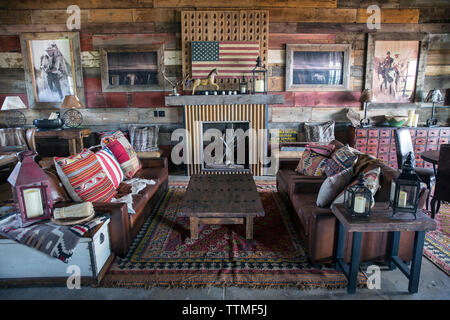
[394,128,435,210]
[431,144,450,218]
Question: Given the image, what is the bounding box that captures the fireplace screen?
[201,121,250,172]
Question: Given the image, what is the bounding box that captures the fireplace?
[201,121,250,172]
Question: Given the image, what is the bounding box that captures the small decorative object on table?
[359,89,372,128]
[344,173,373,217]
[425,88,443,127]
[61,95,83,128]
[51,202,95,225]
[33,112,64,131]
[252,56,268,94]
[390,152,421,219]
[186,68,219,95]
[1,96,27,127]
[161,67,190,96]
[7,150,53,227]
[386,116,408,127]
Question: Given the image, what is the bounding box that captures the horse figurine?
[185,69,219,95]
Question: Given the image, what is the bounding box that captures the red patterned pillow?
[54,149,117,202]
[96,147,124,189]
[307,143,336,157]
[295,148,329,177]
[101,130,141,179]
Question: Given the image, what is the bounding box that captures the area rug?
[423,202,450,276]
[102,183,366,289]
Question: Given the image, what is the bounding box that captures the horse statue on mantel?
[185,68,219,95]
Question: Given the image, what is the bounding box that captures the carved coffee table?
[178,173,265,240]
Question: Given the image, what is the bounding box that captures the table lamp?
[61,95,83,128]
[359,89,372,128]
[1,96,27,127]
[425,88,443,127]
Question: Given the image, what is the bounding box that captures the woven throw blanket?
[111,178,156,214]
[0,213,109,263]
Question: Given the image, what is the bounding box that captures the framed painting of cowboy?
[20,32,85,109]
[99,44,165,92]
[364,33,430,107]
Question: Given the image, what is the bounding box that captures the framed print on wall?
[364,33,429,106]
[99,44,165,92]
[20,32,85,109]
[285,44,351,91]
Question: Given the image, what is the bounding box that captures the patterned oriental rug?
[102,183,367,289]
[423,202,450,276]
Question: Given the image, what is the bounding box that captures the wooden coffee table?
[178,173,265,240]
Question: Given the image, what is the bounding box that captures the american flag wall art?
[191,41,260,78]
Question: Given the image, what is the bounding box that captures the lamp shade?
[359,89,373,103]
[61,95,83,109]
[425,89,443,103]
[1,96,27,110]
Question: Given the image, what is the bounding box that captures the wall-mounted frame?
[285,44,351,92]
[364,33,429,107]
[99,44,165,92]
[20,32,85,109]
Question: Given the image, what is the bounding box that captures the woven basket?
[304,121,335,145]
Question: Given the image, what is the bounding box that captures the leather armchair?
[431,144,450,218]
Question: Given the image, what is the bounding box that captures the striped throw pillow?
[96,148,124,189]
[54,149,117,203]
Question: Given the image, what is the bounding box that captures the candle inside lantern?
[354,195,366,214]
[23,188,44,218]
[407,110,415,127]
[255,80,264,92]
[390,181,396,202]
[413,114,419,127]
[398,190,408,207]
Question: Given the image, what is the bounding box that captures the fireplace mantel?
[165,94,285,106]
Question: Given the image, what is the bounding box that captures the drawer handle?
[99,233,105,245]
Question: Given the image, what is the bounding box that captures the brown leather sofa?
[276,141,420,265]
[46,157,168,257]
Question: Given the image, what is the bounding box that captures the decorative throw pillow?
[316,167,354,208]
[96,147,124,189]
[295,148,329,177]
[332,166,381,207]
[307,142,336,158]
[325,145,358,177]
[101,130,141,179]
[54,149,117,203]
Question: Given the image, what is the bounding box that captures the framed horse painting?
[365,33,430,106]
[20,32,84,109]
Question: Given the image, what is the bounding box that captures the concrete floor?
[0,176,449,300]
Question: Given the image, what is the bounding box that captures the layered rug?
[102,182,366,289]
[423,202,450,276]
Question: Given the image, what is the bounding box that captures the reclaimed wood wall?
[0,0,449,144]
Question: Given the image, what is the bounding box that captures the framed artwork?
[99,44,165,92]
[285,44,351,91]
[365,33,429,106]
[20,32,84,109]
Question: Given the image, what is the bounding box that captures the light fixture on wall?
[359,89,372,128]
[61,95,83,128]
[252,56,268,94]
[425,88,443,127]
[1,96,27,127]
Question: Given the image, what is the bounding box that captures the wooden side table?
[331,203,436,294]
[34,128,91,155]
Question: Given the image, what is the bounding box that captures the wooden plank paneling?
[356,8,419,24]
[155,0,337,8]
[270,8,357,23]
[92,33,179,50]
[0,53,23,69]
[89,9,134,23]
[0,0,154,9]
[269,33,335,49]
[133,8,181,22]
[0,10,32,25]
[425,65,450,76]
[30,9,89,24]
[0,36,20,52]
[419,8,450,23]
[0,69,25,93]
[427,50,450,65]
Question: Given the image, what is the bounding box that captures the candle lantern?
[344,173,373,217]
[389,152,421,219]
[251,56,268,94]
[7,151,53,227]
[239,75,248,94]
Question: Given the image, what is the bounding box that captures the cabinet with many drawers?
[349,127,450,169]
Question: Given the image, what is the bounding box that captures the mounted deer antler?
[161,67,190,96]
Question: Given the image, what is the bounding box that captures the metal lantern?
[7,151,53,227]
[239,75,248,94]
[344,173,373,217]
[251,56,268,94]
[389,152,421,219]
